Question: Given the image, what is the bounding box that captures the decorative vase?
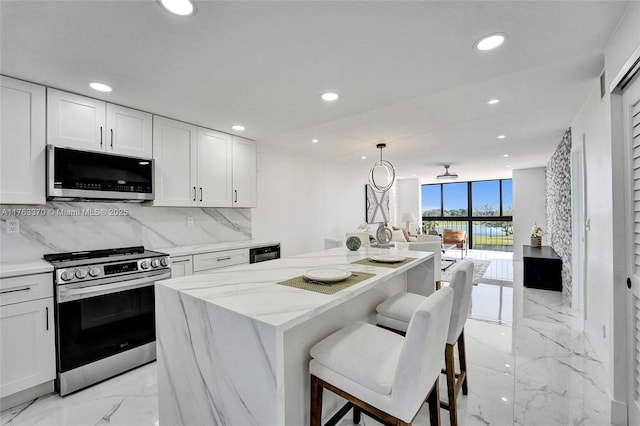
[345,236,362,251]
[376,222,392,245]
[530,236,542,246]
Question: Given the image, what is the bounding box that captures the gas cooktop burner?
[43,246,147,263]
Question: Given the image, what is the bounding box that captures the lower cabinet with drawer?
[170,255,194,278]
[0,273,55,407]
[193,249,248,274]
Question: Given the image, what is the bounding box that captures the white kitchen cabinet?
[0,76,46,204]
[0,273,55,399]
[47,89,152,158]
[170,255,193,278]
[232,137,257,208]
[197,127,232,206]
[193,249,248,273]
[152,116,233,207]
[153,116,198,206]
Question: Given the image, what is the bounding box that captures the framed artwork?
[365,184,390,224]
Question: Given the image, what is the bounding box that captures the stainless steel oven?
[44,247,170,396]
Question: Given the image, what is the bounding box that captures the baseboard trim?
[0,381,54,412]
[611,397,627,425]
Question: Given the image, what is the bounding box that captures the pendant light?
[368,143,396,192]
[436,164,459,181]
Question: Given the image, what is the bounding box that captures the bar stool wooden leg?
[311,375,323,426]
[444,344,458,426]
[353,405,361,424]
[458,330,468,395]
[427,377,441,426]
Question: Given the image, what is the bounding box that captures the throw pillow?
[390,229,406,242]
[392,226,411,242]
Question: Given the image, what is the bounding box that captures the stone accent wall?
[546,128,572,300]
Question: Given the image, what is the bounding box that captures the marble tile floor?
[1,251,611,426]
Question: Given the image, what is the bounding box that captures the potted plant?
[530,224,544,247]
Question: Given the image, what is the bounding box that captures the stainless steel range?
[43,246,170,396]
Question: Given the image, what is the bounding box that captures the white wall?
[512,167,546,260]
[570,3,640,423]
[571,79,612,383]
[252,143,368,257]
[395,178,421,234]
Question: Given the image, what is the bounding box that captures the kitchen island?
[155,246,435,425]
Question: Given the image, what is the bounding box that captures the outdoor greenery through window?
[421,179,513,251]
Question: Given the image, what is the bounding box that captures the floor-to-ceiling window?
[421,179,513,251]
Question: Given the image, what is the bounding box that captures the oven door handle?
[57,272,171,303]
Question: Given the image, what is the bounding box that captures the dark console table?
[523,245,562,291]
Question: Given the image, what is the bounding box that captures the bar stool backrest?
[392,287,454,419]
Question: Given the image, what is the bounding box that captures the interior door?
[624,69,640,425]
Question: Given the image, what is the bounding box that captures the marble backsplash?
[0,202,251,263]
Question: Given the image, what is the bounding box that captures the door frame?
[610,44,640,426]
[570,135,586,315]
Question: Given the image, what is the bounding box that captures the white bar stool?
[309,287,454,426]
[375,261,474,426]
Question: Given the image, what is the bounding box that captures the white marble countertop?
[157,246,434,330]
[152,239,280,257]
[0,259,54,279]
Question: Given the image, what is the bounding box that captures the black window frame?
[421,178,513,249]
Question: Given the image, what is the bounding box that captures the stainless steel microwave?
[47,146,154,202]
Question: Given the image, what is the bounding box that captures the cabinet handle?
[172,259,191,264]
[46,307,49,331]
[234,189,238,203]
[217,257,231,261]
[200,187,203,202]
[193,187,197,202]
[0,286,31,295]
[110,128,114,148]
[100,126,103,147]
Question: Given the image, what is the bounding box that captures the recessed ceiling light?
[503,154,509,158]
[232,125,245,131]
[487,98,500,105]
[361,156,367,160]
[321,92,339,101]
[160,0,195,16]
[89,82,112,92]
[501,397,508,402]
[475,33,506,51]
[506,165,512,168]
[312,139,319,143]
[497,135,506,139]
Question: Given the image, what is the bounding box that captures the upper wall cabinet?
[0,76,46,204]
[232,137,257,208]
[152,116,197,206]
[47,89,152,159]
[198,127,233,206]
[153,116,233,207]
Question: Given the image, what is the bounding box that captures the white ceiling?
[0,0,629,183]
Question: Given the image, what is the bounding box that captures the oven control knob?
[140,260,150,270]
[89,267,100,277]
[60,270,74,281]
[151,259,160,268]
[75,269,88,279]
[160,257,169,267]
